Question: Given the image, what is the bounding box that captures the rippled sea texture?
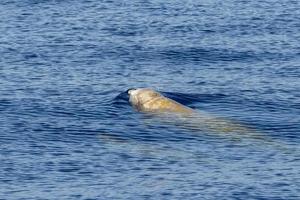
[1,0,300,199]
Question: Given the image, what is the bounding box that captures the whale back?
[144,96,194,114]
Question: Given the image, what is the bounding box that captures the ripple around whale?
[111,90,296,149]
[113,90,229,106]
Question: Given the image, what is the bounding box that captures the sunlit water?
[1,0,300,199]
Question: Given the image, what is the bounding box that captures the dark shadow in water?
[162,91,228,106]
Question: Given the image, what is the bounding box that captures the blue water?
[1,0,300,199]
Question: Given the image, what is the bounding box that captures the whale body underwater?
[127,88,260,137]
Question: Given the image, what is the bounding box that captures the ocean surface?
[1,0,300,199]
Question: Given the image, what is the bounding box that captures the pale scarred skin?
[128,88,258,135]
[128,88,194,114]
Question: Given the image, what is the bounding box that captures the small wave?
[113,89,228,106]
[163,91,228,105]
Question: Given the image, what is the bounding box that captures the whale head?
[127,88,161,109]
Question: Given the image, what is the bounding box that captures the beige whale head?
[127,88,194,114]
[128,88,161,109]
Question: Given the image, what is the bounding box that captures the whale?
[127,88,260,136]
